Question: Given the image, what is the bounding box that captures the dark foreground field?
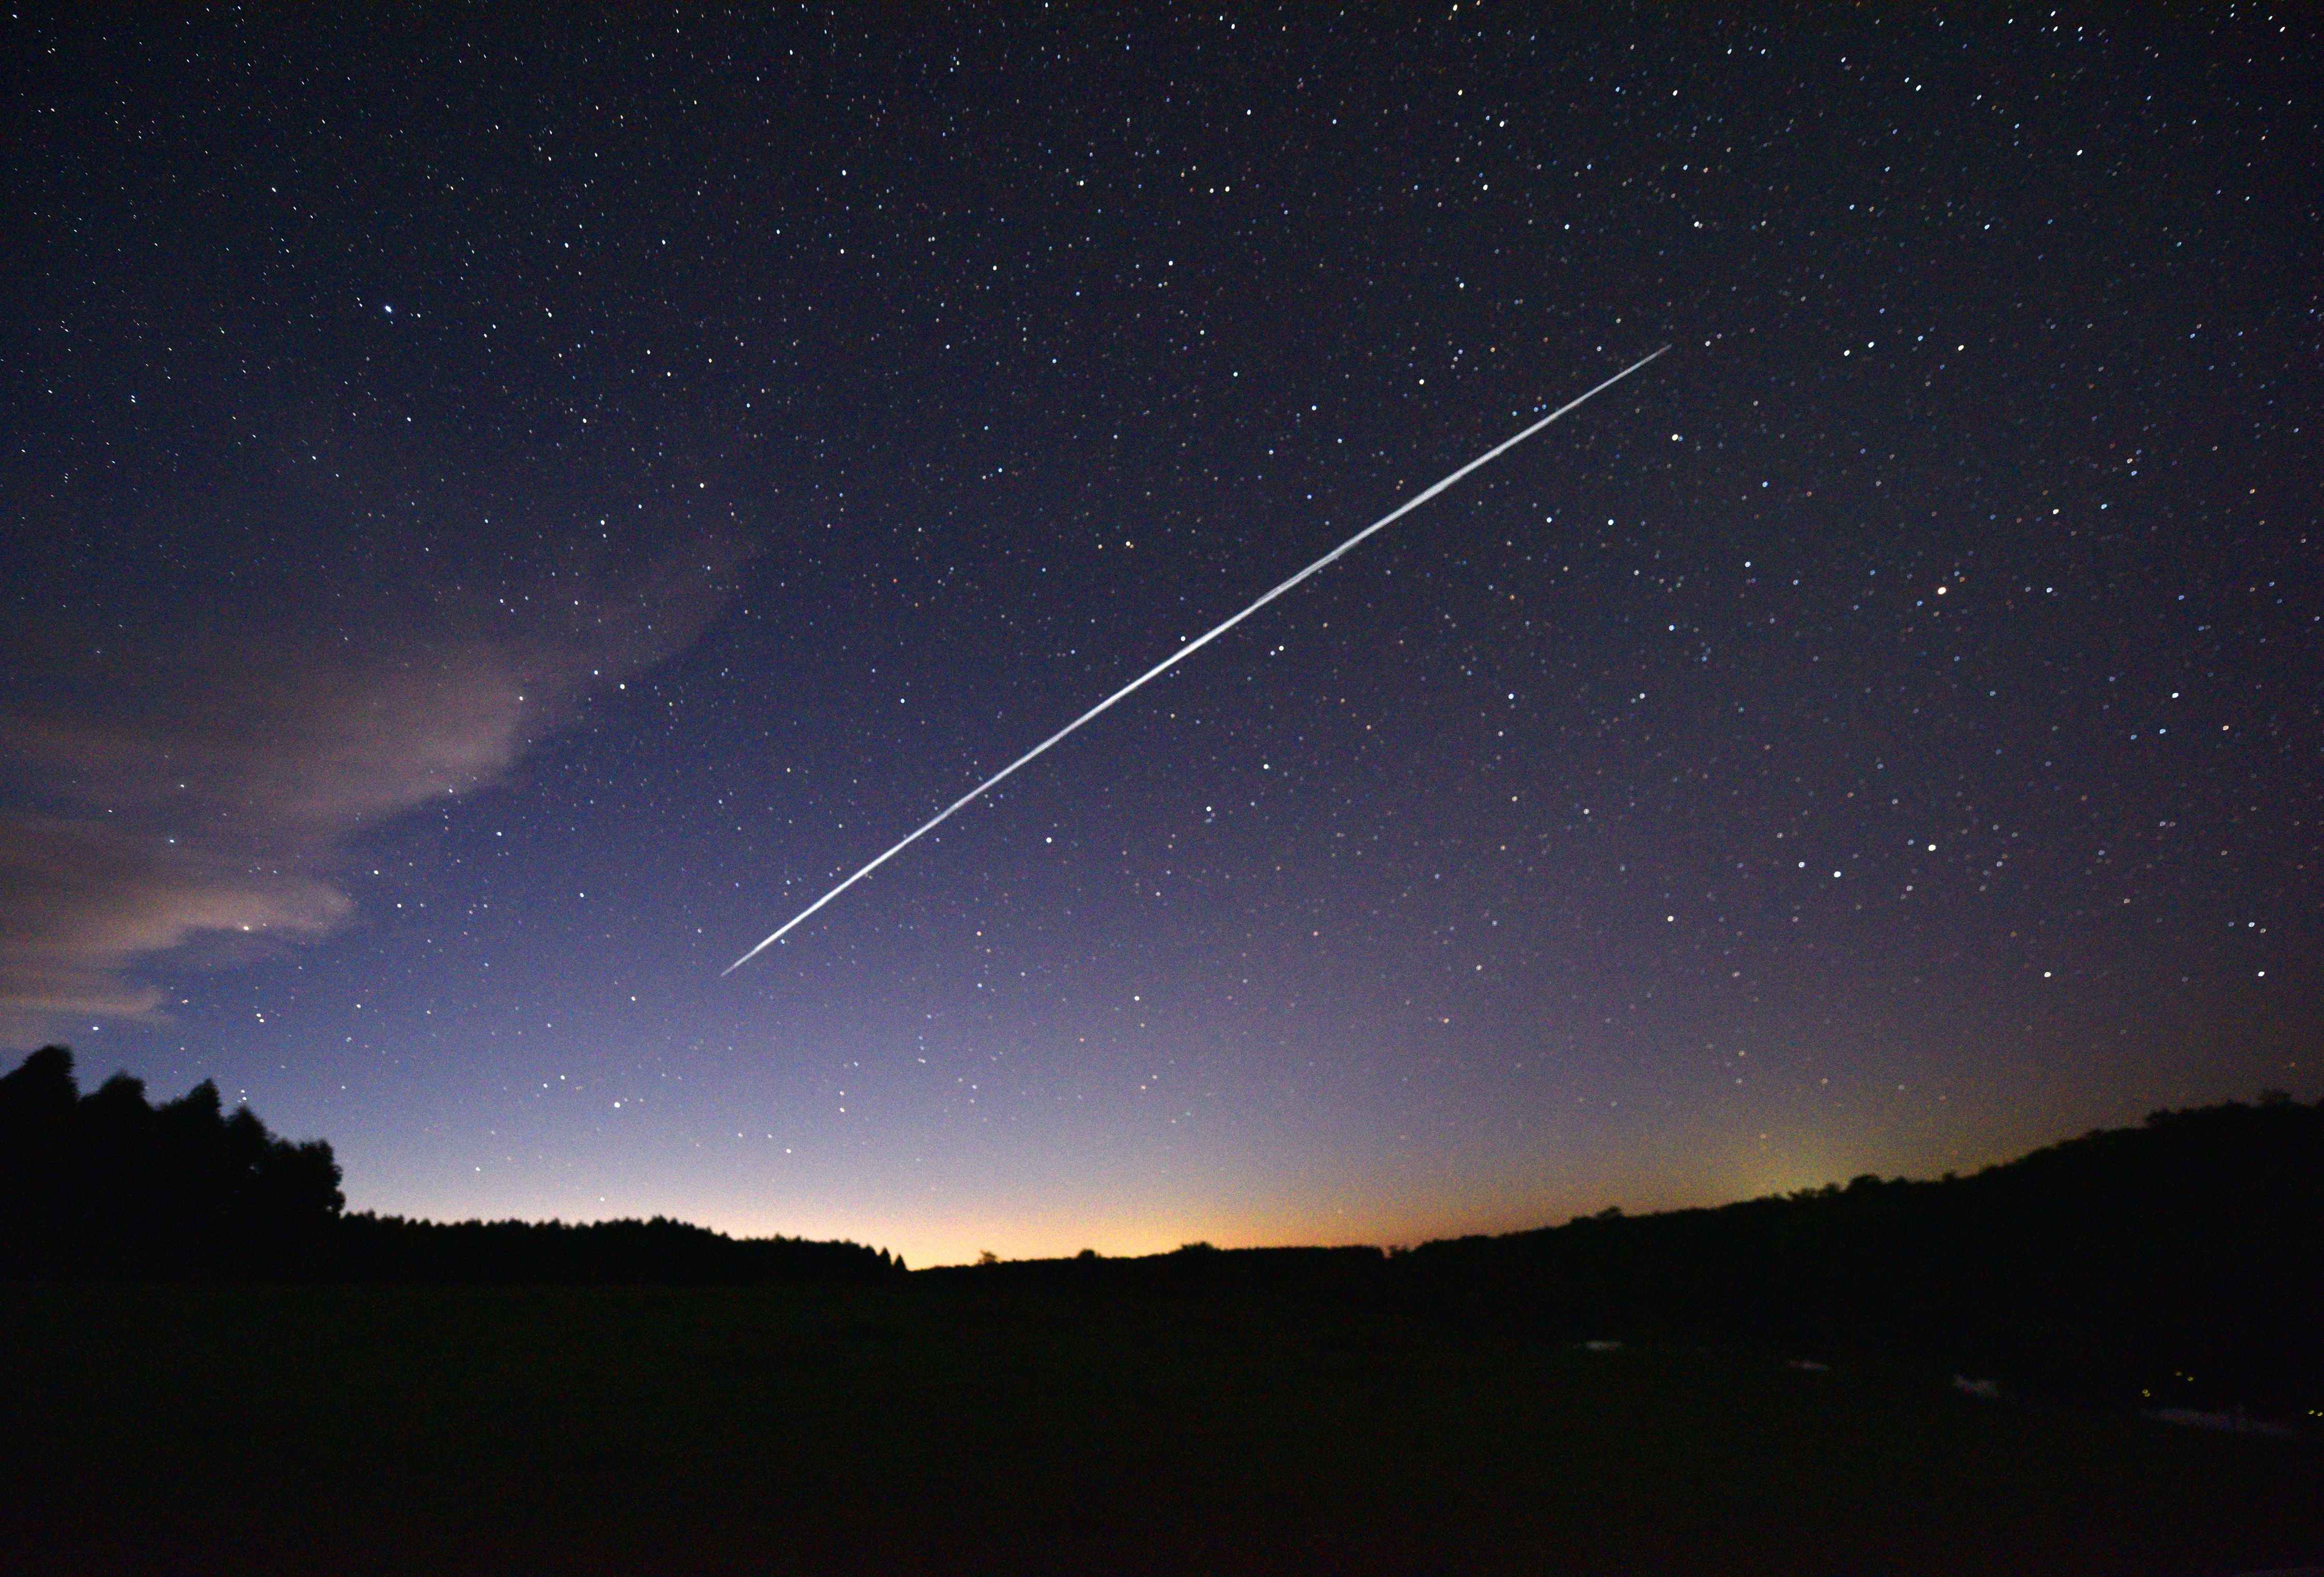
[2,1283,2317,1576]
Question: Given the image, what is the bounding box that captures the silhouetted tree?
[0,1047,342,1278]
[0,1047,78,1262]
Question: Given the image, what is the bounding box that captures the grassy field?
[2,1281,2316,1575]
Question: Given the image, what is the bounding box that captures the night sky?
[4,9,2316,1268]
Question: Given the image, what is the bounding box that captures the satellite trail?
[725,346,1670,974]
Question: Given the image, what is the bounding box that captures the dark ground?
[1,1282,2317,1575]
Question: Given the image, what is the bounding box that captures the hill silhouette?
[936,1092,2324,1419]
[1392,1091,2323,1415]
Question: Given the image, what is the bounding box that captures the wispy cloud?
[0,813,351,1024]
[0,537,748,1043]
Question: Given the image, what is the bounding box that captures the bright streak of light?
[725,345,1671,974]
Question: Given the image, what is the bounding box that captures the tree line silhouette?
[324,1212,902,1284]
[6,1044,2317,1412]
[0,1047,901,1284]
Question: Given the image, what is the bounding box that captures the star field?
[2,9,2316,1266]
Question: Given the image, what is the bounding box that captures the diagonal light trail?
[724,345,1670,975]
